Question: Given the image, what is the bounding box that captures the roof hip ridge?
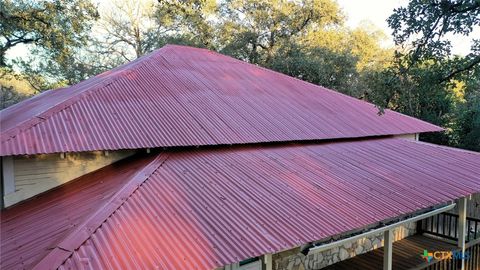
[31,153,170,270]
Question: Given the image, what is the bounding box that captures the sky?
[337,0,408,39]
[337,0,479,55]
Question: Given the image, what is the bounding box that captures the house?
[1,45,479,270]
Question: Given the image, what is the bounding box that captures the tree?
[303,22,393,72]
[153,0,218,48]
[449,66,480,151]
[366,0,480,150]
[365,60,454,121]
[95,0,160,62]
[269,44,360,96]
[0,0,98,67]
[0,68,35,109]
[388,0,480,80]
[13,46,108,90]
[299,23,393,97]
[217,0,344,64]
[0,0,99,88]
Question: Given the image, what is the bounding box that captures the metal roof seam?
[31,153,170,270]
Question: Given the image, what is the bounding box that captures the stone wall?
[273,222,417,270]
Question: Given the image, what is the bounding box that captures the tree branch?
[441,55,480,82]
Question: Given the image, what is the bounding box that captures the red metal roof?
[0,45,442,156]
[2,138,479,270]
[0,155,157,269]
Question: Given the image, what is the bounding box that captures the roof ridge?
[0,47,166,144]
[31,153,170,270]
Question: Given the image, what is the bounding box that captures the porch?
[322,234,480,270]
[322,211,480,270]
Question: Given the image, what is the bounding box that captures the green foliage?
[454,95,480,151]
[303,23,393,72]
[365,0,480,151]
[154,0,218,48]
[388,0,479,59]
[387,0,480,88]
[268,44,360,96]
[448,68,480,151]
[364,62,453,146]
[0,0,99,63]
[0,0,99,85]
[217,0,344,64]
[0,86,30,109]
[0,68,35,109]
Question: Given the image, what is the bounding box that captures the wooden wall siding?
[394,133,419,140]
[3,150,135,207]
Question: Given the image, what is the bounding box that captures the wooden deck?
[322,235,457,270]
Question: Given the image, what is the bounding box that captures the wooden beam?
[458,197,467,270]
[383,230,393,270]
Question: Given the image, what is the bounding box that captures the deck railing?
[416,213,480,270]
[418,213,480,242]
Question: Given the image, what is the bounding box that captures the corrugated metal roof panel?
[0,45,442,156]
[2,138,479,269]
[0,155,157,270]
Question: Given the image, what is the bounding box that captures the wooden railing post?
[458,197,467,270]
[416,218,423,235]
[384,230,393,270]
